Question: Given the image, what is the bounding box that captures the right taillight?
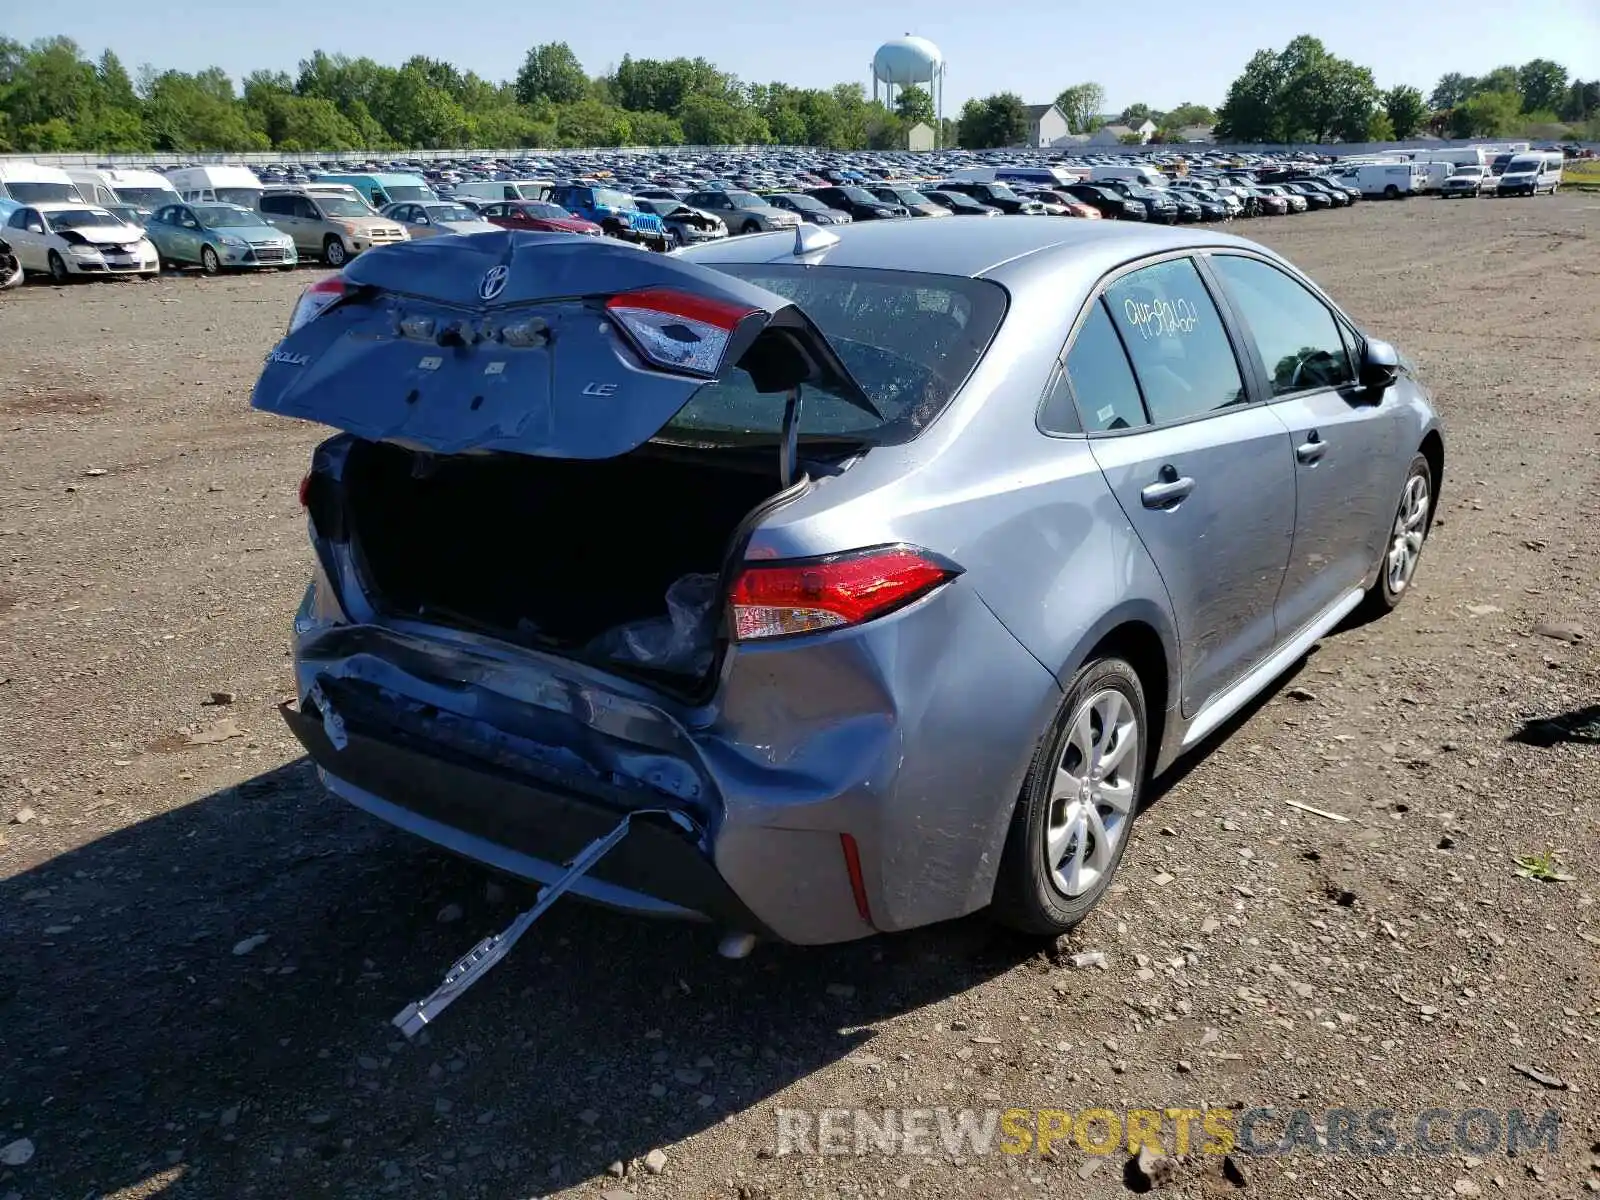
[729,545,961,641]
[287,275,352,334]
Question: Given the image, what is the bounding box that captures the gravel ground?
[1,194,1597,1200]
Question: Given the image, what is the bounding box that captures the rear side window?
[259,194,292,215]
[1042,300,1146,434]
[1103,258,1247,424]
[1208,255,1354,395]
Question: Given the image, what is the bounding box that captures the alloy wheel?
[1046,689,1138,898]
[1386,473,1430,595]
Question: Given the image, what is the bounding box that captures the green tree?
[1478,65,1520,96]
[1164,102,1215,128]
[1215,49,1289,142]
[514,42,588,107]
[1516,59,1568,114]
[1383,85,1427,139]
[1215,37,1377,143]
[555,98,631,146]
[1053,82,1105,133]
[623,109,684,146]
[1120,102,1155,125]
[956,92,1027,148]
[1429,72,1475,110]
[893,84,934,127]
[1559,79,1599,122]
[1448,89,1522,137]
[376,64,471,147]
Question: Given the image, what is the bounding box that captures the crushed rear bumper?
[280,677,771,935]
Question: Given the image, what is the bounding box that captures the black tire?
[48,250,71,284]
[992,657,1149,936]
[1384,184,1400,199]
[1358,453,1434,619]
[740,220,760,235]
[323,236,347,267]
[200,245,221,276]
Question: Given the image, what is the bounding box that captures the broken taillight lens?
[287,276,351,335]
[729,545,961,641]
[604,288,758,378]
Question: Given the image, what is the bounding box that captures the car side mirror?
[1359,338,1400,391]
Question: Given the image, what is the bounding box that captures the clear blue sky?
[8,1,1598,113]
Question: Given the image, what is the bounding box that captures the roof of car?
[675,214,1258,280]
[31,201,106,213]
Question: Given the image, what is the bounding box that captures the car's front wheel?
[200,245,221,275]
[993,657,1148,935]
[47,250,71,284]
[323,236,348,267]
[1359,452,1433,618]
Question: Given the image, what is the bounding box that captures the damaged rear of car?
[257,228,1034,953]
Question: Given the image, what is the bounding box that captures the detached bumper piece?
[392,806,693,1037]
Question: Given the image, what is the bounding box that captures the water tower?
[871,35,945,141]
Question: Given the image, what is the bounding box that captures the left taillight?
[605,287,759,378]
[287,275,351,335]
[729,545,961,641]
[297,471,312,507]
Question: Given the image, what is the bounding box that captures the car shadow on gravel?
[0,757,1042,1199]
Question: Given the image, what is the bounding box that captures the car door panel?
[1083,259,1297,717]
[1204,253,1402,636]
[1091,411,1296,716]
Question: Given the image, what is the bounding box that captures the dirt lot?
[1,194,1597,1200]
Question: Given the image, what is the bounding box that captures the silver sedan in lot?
[256,218,1442,952]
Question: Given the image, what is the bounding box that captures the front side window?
[1208,255,1354,396]
[1103,258,1247,424]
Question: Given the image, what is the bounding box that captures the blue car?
[254,220,1441,980]
[547,183,667,250]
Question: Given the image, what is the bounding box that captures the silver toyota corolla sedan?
[255,218,1442,950]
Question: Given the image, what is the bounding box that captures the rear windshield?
[660,265,1008,446]
[384,184,432,201]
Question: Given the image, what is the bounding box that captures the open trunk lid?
[251,230,874,461]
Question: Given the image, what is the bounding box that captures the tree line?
[1210,37,1597,144]
[1,33,1595,155]
[0,37,942,154]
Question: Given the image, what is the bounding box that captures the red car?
[477,200,602,236]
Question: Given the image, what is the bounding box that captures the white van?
[452,179,553,204]
[0,160,84,205]
[1411,162,1458,193]
[1090,163,1170,188]
[1495,152,1563,197]
[1333,162,1424,199]
[66,168,181,215]
[164,165,265,208]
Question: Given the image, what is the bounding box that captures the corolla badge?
[478,265,509,302]
[267,349,309,366]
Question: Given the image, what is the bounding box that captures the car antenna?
[793,223,838,258]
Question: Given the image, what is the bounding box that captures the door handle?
[1141,468,1195,509]
[1296,432,1327,464]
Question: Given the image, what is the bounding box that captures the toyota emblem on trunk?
[478,265,509,301]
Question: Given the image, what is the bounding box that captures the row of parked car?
[0,142,1564,285]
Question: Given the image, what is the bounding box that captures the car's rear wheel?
[1359,453,1433,618]
[200,246,220,275]
[1384,184,1400,199]
[993,657,1148,936]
